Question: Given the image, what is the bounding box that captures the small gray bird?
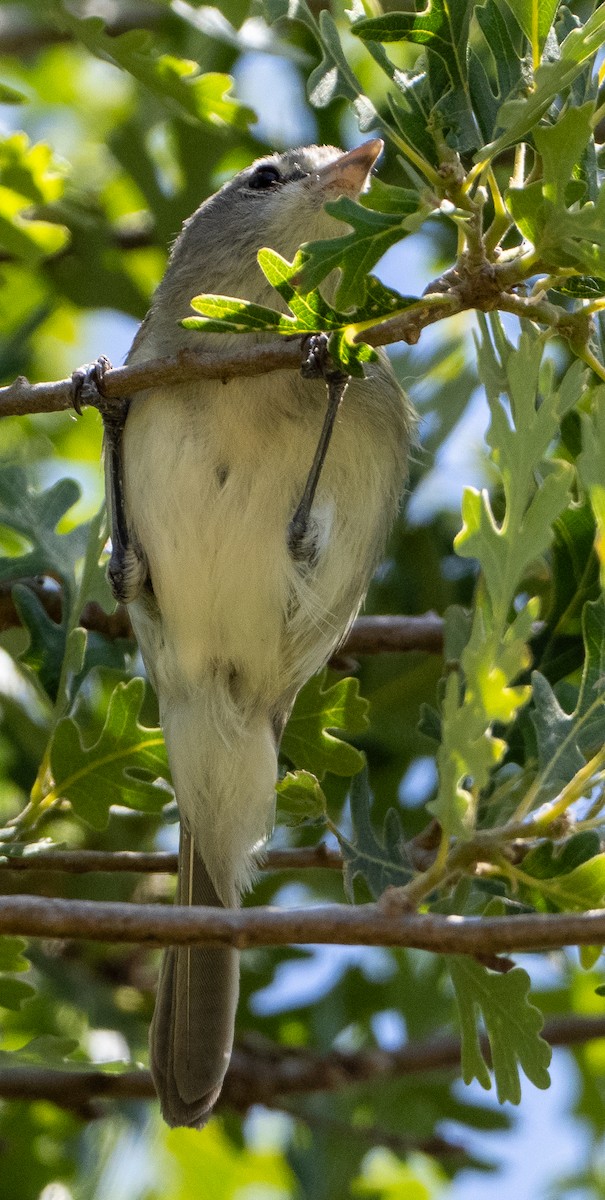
[107,140,413,1127]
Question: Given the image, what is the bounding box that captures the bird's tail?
[149,678,278,1127]
[149,823,240,1127]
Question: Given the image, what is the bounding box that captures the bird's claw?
[71,355,113,416]
[300,333,348,385]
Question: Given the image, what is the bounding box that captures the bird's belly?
[123,377,368,699]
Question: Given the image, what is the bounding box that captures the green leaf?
[0,1036,79,1065]
[578,388,605,589]
[0,82,26,104]
[361,178,420,216]
[185,248,416,376]
[0,132,68,261]
[429,665,507,837]
[448,957,551,1104]
[183,294,283,335]
[280,670,369,778]
[0,468,87,604]
[535,102,594,210]
[431,329,581,838]
[0,474,111,702]
[0,937,30,973]
[455,335,578,610]
[352,0,480,151]
[12,584,67,701]
[0,933,34,1014]
[530,596,605,804]
[475,0,525,106]
[500,0,559,60]
[275,770,327,825]
[523,852,605,912]
[296,193,428,309]
[479,7,605,165]
[43,5,255,129]
[0,978,35,1011]
[309,11,378,130]
[580,944,602,970]
[521,831,602,880]
[353,0,471,86]
[48,678,171,829]
[266,1,378,128]
[337,769,412,901]
[505,104,605,276]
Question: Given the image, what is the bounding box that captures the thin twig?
[0,846,343,874]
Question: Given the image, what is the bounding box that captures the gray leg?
[288,335,350,562]
[71,357,149,604]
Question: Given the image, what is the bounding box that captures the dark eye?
[249,164,281,190]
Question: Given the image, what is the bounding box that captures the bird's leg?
[71,357,148,604]
[288,334,350,562]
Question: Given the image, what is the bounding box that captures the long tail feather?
[149,824,239,1128]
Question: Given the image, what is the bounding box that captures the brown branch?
[1,894,605,953]
[0,343,306,418]
[0,266,555,420]
[0,580,445,654]
[0,3,163,55]
[344,613,444,654]
[0,1013,602,1112]
[0,846,343,874]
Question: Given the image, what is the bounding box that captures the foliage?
[2,0,605,1197]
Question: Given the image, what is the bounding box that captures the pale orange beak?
[317,138,384,198]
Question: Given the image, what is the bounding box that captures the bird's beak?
[317,139,384,198]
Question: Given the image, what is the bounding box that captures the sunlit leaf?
[275,770,327,825]
[280,669,369,777]
[48,677,171,828]
[449,957,551,1104]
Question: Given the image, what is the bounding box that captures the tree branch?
[0,846,343,874]
[0,343,306,418]
[2,253,592,420]
[1,894,605,953]
[0,581,445,654]
[344,613,444,654]
[0,3,162,55]
[0,1013,602,1111]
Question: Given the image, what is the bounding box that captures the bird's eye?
[249,164,281,190]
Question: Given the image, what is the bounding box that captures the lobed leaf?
[500,0,559,60]
[280,669,369,778]
[43,4,255,129]
[48,677,171,829]
[530,596,605,805]
[337,769,413,901]
[448,956,551,1104]
[578,390,605,589]
[0,468,86,602]
[0,133,68,261]
[275,770,327,825]
[296,194,429,309]
[185,248,416,376]
[479,6,605,165]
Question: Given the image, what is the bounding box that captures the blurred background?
[0,2,604,1197]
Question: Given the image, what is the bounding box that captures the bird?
[104,139,413,1127]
